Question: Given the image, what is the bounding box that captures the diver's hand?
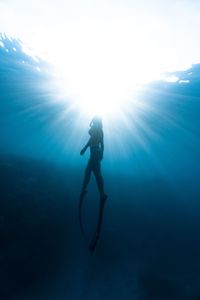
[80,148,85,155]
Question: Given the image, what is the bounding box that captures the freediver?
[80,116,107,202]
[79,116,107,254]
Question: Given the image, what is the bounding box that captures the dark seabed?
[1,34,200,300]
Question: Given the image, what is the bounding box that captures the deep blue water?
[1,34,200,299]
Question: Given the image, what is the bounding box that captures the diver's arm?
[100,134,104,160]
[100,139,104,152]
[80,139,90,155]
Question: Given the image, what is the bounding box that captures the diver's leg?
[93,162,106,199]
[81,161,92,195]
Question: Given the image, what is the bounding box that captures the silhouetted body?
[80,117,106,199]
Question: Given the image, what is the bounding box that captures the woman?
[80,116,107,201]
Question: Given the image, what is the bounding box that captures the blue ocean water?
[1,34,200,299]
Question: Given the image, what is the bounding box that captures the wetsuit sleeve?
[100,132,104,159]
[101,133,104,151]
[80,138,91,155]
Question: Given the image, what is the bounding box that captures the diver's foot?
[80,190,87,198]
[101,194,108,204]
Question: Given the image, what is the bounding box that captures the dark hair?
[90,116,103,129]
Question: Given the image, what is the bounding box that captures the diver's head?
[90,116,103,128]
